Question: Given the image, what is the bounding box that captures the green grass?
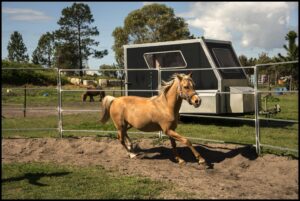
[2,162,169,199]
[2,84,124,108]
[258,92,298,120]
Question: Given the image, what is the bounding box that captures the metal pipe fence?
[2,61,298,155]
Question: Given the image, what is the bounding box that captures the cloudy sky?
[2,1,298,69]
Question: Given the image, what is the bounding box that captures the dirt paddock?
[2,137,298,199]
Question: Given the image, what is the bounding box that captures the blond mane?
[159,73,196,97]
[159,73,184,96]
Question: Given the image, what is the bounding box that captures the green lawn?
[2,162,171,199]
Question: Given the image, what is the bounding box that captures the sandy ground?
[2,137,298,199]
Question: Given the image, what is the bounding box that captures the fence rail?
[2,61,299,155]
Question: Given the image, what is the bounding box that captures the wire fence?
[2,61,299,155]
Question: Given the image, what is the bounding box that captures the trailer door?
[127,69,158,97]
[144,50,187,91]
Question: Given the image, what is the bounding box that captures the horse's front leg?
[166,129,206,165]
[169,137,185,165]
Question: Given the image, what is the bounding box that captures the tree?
[31,32,56,67]
[55,42,79,75]
[7,31,29,63]
[55,3,107,76]
[277,30,298,89]
[112,27,128,68]
[238,55,257,75]
[112,3,191,67]
[256,52,275,75]
[32,47,42,65]
[278,31,298,61]
[99,64,121,79]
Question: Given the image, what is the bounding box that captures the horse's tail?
[100,95,115,124]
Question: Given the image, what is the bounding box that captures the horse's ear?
[188,71,193,78]
[176,73,183,81]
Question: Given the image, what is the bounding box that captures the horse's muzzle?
[192,95,201,108]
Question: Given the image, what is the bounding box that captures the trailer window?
[144,51,187,69]
[212,48,240,73]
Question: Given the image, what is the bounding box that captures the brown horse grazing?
[82,85,105,102]
[100,73,206,166]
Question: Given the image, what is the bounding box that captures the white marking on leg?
[198,158,206,164]
[129,153,137,159]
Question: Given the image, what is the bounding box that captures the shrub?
[2,60,69,85]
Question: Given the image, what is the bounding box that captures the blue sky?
[2,1,298,70]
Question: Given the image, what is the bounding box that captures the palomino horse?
[82,85,105,102]
[100,73,206,166]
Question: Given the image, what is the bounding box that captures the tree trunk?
[78,25,83,77]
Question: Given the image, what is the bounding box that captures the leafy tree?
[277,30,298,89]
[256,52,275,75]
[32,32,56,67]
[112,3,191,67]
[239,55,257,75]
[55,3,107,76]
[7,31,29,63]
[99,64,122,79]
[32,47,42,65]
[112,27,128,68]
[256,52,279,94]
[278,31,298,61]
[55,42,79,75]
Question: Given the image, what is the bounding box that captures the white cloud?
[142,2,157,6]
[2,7,52,21]
[180,2,298,50]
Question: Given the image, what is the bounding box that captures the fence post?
[157,68,161,93]
[57,69,63,138]
[120,76,123,96]
[254,65,261,154]
[158,131,163,139]
[158,69,162,139]
[23,85,27,117]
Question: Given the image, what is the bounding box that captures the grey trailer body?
[124,38,254,114]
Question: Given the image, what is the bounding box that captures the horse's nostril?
[197,98,201,105]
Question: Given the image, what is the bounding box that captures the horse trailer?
[124,38,254,114]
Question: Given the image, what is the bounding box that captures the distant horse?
[100,73,206,166]
[82,85,105,102]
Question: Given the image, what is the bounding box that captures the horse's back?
[110,95,163,131]
[111,96,152,110]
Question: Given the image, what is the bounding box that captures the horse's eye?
[184,86,189,89]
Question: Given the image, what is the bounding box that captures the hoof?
[129,153,137,159]
[178,159,186,165]
[198,158,206,165]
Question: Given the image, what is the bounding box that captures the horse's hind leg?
[169,137,185,165]
[117,127,136,158]
[124,127,137,158]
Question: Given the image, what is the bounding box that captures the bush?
[2,60,69,85]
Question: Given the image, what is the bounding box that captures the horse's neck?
[165,79,182,116]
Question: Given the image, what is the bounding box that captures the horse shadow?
[2,172,71,186]
[135,143,258,168]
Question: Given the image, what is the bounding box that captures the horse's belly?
[136,122,161,132]
[127,116,161,132]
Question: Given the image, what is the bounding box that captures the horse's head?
[176,73,201,108]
